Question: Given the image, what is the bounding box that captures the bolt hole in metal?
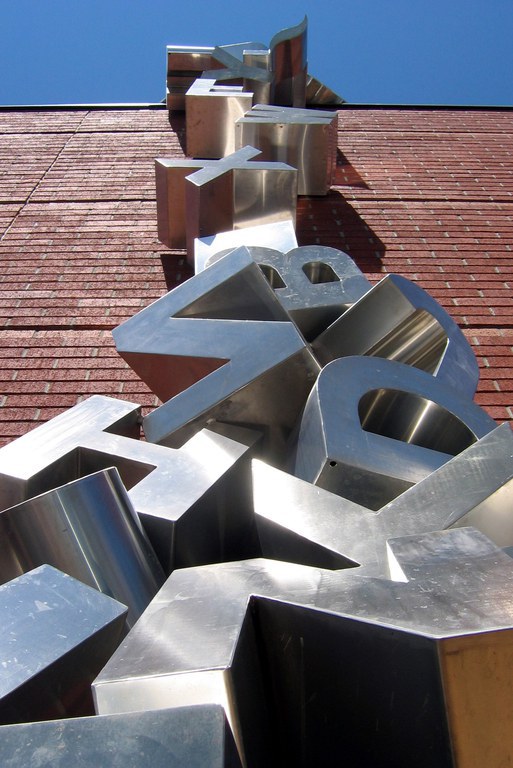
[302,261,340,284]
[358,389,476,455]
[259,263,286,288]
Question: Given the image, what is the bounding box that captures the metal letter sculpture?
[155,146,297,261]
[254,423,513,574]
[203,244,371,340]
[194,220,298,274]
[1,18,513,764]
[185,79,254,159]
[0,395,259,574]
[0,468,165,628]
[292,355,496,509]
[0,564,126,725]
[235,104,338,195]
[93,528,513,768]
[312,272,480,397]
[166,17,344,112]
[113,246,319,462]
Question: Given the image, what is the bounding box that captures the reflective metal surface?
[194,220,297,274]
[235,104,338,195]
[166,46,223,110]
[1,564,126,725]
[155,146,297,261]
[113,246,319,463]
[0,394,140,511]
[255,423,513,574]
[206,244,371,341]
[0,468,164,628]
[292,356,497,509]
[305,74,346,106]
[155,155,216,249]
[0,705,241,767]
[269,17,308,107]
[201,43,272,94]
[93,528,513,768]
[166,19,345,111]
[185,146,297,261]
[3,18,511,761]
[312,272,480,398]
[186,79,254,159]
[0,395,260,575]
[242,49,272,105]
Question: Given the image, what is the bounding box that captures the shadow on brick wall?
[333,148,370,189]
[160,252,193,291]
[296,191,385,277]
[168,113,187,154]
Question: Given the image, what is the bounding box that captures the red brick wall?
[0,106,511,445]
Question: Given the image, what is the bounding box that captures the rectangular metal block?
[155,147,297,260]
[235,105,338,194]
[0,705,242,767]
[0,564,126,725]
[186,79,254,158]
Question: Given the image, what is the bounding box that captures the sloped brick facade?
[0,105,511,445]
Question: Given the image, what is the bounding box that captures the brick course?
[0,105,511,446]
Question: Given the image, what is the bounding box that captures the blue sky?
[0,0,512,106]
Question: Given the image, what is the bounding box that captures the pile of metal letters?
[0,18,512,768]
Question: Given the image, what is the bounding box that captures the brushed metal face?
[0,395,259,575]
[1,564,126,725]
[186,79,254,159]
[194,220,298,273]
[254,423,513,574]
[235,104,338,195]
[113,246,319,463]
[291,355,496,509]
[155,147,297,261]
[93,529,513,768]
[0,705,241,768]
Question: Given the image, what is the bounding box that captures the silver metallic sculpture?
[235,104,338,195]
[2,17,512,766]
[155,146,297,261]
[93,528,513,768]
[0,468,164,628]
[0,395,259,574]
[185,79,254,159]
[292,356,497,508]
[312,272,480,397]
[0,394,139,510]
[194,220,298,274]
[0,705,241,768]
[203,244,371,340]
[267,16,308,107]
[166,17,344,111]
[255,423,513,574]
[113,246,320,462]
[166,40,268,112]
[0,564,126,725]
